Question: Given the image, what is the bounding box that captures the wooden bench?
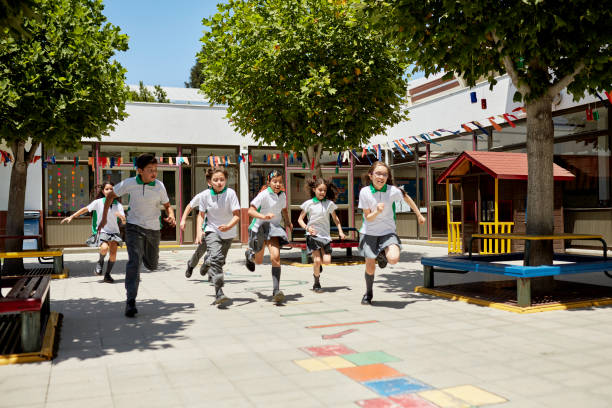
[0,249,66,279]
[287,227,360,263]
[0,276,51,352]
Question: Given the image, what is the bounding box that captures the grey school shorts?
[358,233,401,259]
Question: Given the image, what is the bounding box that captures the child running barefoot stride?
[195,167,240,306]
[298,178,345,293]
[358,161,425,305]
[181,172,212,279]
[61,182,125,283]
[99,154,175,317]
[245,170,293,304]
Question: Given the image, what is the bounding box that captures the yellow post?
[494,178,499,253]
[446,179,451,253]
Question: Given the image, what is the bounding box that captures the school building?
[0,75,609,250]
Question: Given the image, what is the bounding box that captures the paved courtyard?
[2,244,612,408]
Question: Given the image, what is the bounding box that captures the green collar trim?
[267,186,282,195]
[370,183,387,193]
[136,175,156,186]
[312,197,326,203]
[210,186,227,196]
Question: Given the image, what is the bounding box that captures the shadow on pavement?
[52,297,195,362]
[61,260,176,278]
[253,291,304,305]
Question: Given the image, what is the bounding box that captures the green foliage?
[0,0,36,38]
[0,0,129,152]
[366,0,612,102]
[185,57,203,88]
[127,81,170,103]
[198,0,410,154]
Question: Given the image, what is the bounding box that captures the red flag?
[501,114,517,128]
[604,91,612,103]
[512,106,526,113]
[487,116,503,131]
[310,157,315,170]
[361,147,366,158]
[248,154,253,163]
[461,123,473,133]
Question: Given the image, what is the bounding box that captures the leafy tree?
[0,0,128,270]
[0,0,36,38]
[127,81,170,103]
[367,0,612,265]
[198,0,410,177]
[184,58,203,88]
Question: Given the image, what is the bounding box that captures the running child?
[358,161,425,305]
[61,182,125,283]
[99,154,175,317]
[195,167,240,306]
[181,171,212,279]
[297,177,345,293]
[245,170,293,304]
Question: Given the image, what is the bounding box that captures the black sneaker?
[103,274,114,283]
[312,282,323,293]
[185,265,193,278]
[245,250,255,272]
[125,300,138,317]
[320,265,323,274]
[273,290,285,304]
[376,252,388,269]
[361,293,373,305]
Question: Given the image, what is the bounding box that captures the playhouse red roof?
[436,151,575,183]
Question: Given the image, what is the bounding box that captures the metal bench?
[0,275,51,352]
[0,249,66,279]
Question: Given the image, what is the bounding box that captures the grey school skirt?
[248,222,289,253]
[358,233,401,259]
[86,231,123,248]
[306,235,332,255]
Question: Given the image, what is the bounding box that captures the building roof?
[436,151,575,183]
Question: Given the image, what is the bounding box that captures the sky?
[102,0,423,88]
[102,0,224,88]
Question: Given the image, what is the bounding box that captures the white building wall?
[0,144,43,211]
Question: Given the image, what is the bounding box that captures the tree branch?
[547,62,585,98]
[491,31,530,96]
[24,141,40,163]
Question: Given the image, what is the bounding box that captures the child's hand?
[60,216,72,224]
[195,231,203,244]
[339,231,346,240]
[264,213,275,220]
[307,226,316,235]
[164,214,176,227]
[287,222,293,231]
[417,214,426,225]
[376,203,385,213]
[218,224,230,232]
[179,220,186,231]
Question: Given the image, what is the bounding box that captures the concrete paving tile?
[362,377,431,397]
[441,385,507,406]
[342,351,401,366]
[46,378,112,402]
[338,364,403,382]
[486,376,563,398]
[357,394,439,408]
[231,375,302,396]
[248,389,319,408]
[294,358,331,372]
[308,381,379,405]
[45,396,115,408]
[532,390,610,408]
[113,389,183,408]
[109,374,172,395]
[0,385,48,406]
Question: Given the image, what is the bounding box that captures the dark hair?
[136,153,157,170]
[259,169,284,193]
[307,177,338,201]
[366,161,407,197]
[93,181,114,200]
[206,166,228,180]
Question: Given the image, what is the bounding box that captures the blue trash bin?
[23,211,40,250]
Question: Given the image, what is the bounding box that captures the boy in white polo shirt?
[358,161,425,305]
[99,154,175,317]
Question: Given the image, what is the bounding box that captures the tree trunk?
[305,143,323,179]
[3,140,36,274]
[525,97,554,267]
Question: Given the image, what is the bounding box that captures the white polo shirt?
[300,198,337,241]
[358,184,404,236]
[189,191,205,209]
[249,187,286,232]
[198,187,240,239]
[113,175,170,231]
[87,197,124,234]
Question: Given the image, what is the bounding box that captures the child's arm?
[248,205,274,220]
[219,210,240,232]
[364,202,385,222]
[195,211,205,244]
[403,194,426,224]
[163,202,176,227]
[117,214,127,225]
[61,207,89,224]
[282,208,293,231]
[331,210,346,240]
[179,204,193,231]
[297,210,315,235]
